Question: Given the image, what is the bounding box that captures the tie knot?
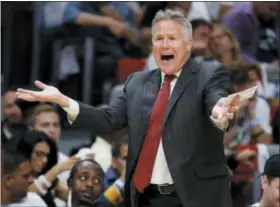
[164,75,175,83]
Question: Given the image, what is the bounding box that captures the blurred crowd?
[1,1,280,207]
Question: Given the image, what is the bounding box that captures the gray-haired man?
[17,9,240,207]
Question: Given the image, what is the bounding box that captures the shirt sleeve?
[63,2,83,24]
[62,98,80,124]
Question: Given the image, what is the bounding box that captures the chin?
[161,68,179,75]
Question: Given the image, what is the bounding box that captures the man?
[17,9,240,207]
[104,137,128,188]
[67,159,114,207]
[1,148,46,206]
[222,2,280,64]
[249,154,280,207]
[1,88,23,143]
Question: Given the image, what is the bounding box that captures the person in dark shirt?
[67,159,114,207]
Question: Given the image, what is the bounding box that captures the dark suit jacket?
[72,58,234,207]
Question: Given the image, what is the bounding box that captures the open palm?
[16,80,60,103]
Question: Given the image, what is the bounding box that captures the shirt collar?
[105,166,118,182]
[160,70,182,84]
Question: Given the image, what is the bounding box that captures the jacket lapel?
[136,70,161,154]
[164,58,199,125]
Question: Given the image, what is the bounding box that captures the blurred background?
[1,2,279,207]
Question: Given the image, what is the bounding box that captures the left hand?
[211,95,240,122]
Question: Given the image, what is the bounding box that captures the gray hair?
[152,9,193,39]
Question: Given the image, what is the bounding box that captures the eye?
[80,175,87,181]
[93,178,100,184]
[169,37,175,40]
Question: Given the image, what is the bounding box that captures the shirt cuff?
[62,98,80,124]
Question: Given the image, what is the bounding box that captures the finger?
[226,112,234,120]
[230,95,240,106]
[17,88,35,94]
[17,94,37,102]
[35,80,48,90]
[229,106,239,113]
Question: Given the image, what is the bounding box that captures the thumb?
[35,80,48,90]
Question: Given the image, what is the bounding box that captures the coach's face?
[152,19,192,75]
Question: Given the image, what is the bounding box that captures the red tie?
[133,75,175,192]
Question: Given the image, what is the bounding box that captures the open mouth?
[161,54,175,62]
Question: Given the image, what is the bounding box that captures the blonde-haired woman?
[208,23,241,69]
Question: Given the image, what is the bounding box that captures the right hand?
[57,156,80,172]
[106,17,126,37]
[16,80,67,107]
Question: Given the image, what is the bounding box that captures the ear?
[186,39,193,52]
[3,174,14,188]
[260,175,268,189]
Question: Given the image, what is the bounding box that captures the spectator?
[249,154,280,207]
[67,159,114,207]
[27,104,70,181]
[104,137,128,188]
[1,148,46,206]
[190,19,212,58]
[223,2,280,64]
[225,63,272,163]
[16,130,78,207]
[63,2,141,57]
[1,87,24,143]
[208,23,241,69]
[234,61,267,100]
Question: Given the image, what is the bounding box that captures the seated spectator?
[249,154,280,207]
[67,159,114,207]
[232,61,267,100]
[63,2,142,57]
[27,103,70,184]
[225,64,272,164]
[1,148,46,206]
[104,137,128,188]
[1,87,24,143]
[208,23,241,69]
[223,2,280,65]
[190,19,212,59]
[16,130,79,207]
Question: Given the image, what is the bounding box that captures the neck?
[1,187,11,205]
[259,196,271,207]
[220,52,233,67]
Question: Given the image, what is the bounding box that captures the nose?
[162,38,170,48]
[28,175,34,185]
[86,179,94,187]
[42,156,48,164]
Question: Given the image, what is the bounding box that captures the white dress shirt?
[62,70,228,185]
[5,192,47,207]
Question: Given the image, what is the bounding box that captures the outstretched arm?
[204,65,239,131]
[17,75,134,135]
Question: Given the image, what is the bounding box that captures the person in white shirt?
[249,154,280,207]
[1,148,34,206]
[5,192,47,207]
